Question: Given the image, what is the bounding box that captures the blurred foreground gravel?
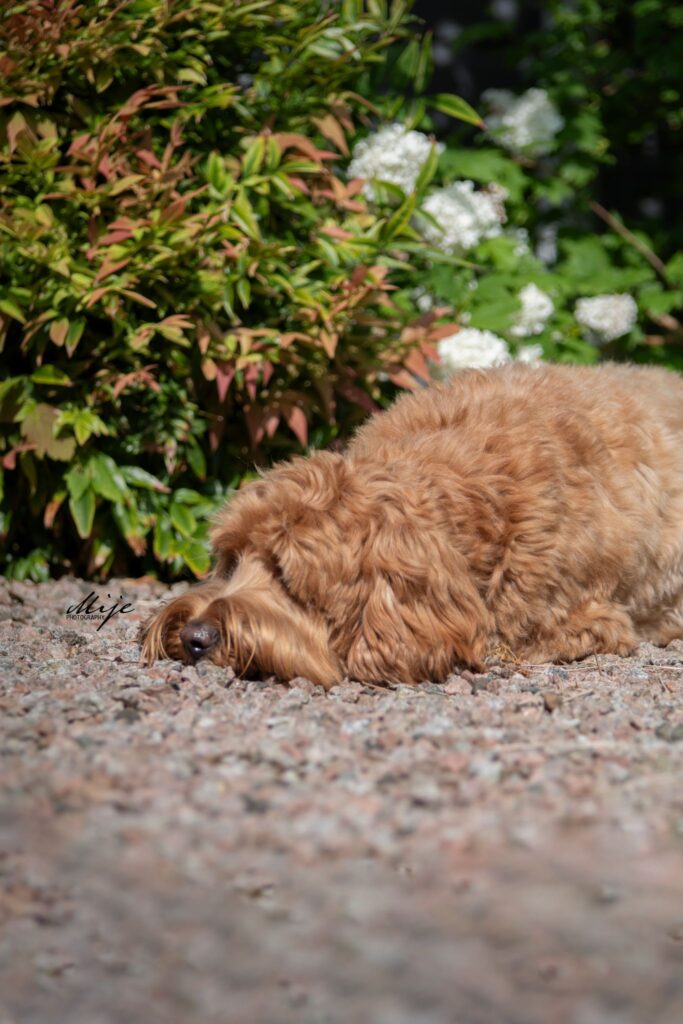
[1,576,682,1024]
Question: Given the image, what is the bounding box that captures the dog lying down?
[142,362,683,687]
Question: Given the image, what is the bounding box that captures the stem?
[589,200,670,285]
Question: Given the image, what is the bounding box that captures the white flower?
[482,87,564,157]
[436,328,511,375]
[421,181,505,253]
[574,293,638,343]
[412,287,435,313]
[516,343,544,365]
[347,123,442,198]
[510,283,554,338]
[535,223,558,266]
[511,226,530,257]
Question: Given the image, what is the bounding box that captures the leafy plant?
[0,0,465,581]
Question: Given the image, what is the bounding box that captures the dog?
[141,362,683,686]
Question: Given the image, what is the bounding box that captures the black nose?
[180,621,219,661]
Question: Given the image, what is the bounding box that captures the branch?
[589,200,670,285]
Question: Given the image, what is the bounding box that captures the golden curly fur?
[141,363,683,687]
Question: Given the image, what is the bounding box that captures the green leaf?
[69,486,96,539]
[65,318,86,355]
[230,190,261,239]
[31,365,72,386]
[432,93,484,128]
[181,538,211,576]
[414,144,440,193]
[88,452,129,502]
[121,466,170,492]
[153,515,173,561]
[382,192,416,241]
[65,465,90,502]
[187,442,206,480]
[170,502,197,537]
[264,136,281,171]
[0,297,26,323]
[236,277,251,309]
[172,488,204,505]
[242,136,265,177]
[112,501,145,550]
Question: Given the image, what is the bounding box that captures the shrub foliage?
[0,0,462,580]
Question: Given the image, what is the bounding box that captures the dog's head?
[140,553,344,686]
[141,448,492,686]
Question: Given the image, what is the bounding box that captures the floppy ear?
[210,451,348,603]
[344,523,492,684]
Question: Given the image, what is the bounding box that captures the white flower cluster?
[510,283,554,338]
[347,124,509,253]
[482,87,564,157]
[516,342,544,365]
[574,293,638,343]
[436,329,512,374]
[421,181,504,253]
[347,123,442,198]
[436,329,546,376]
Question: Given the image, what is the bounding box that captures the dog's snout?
[180,620,219,661]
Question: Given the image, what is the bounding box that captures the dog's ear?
[210,451,348,599]
[344,527,492,683]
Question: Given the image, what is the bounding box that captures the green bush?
[0,0,467,581]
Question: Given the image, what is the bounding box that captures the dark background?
[412,0,678,252]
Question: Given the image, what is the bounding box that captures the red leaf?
[337,383,379,414]
[85,287,110,307]
[287,176,310,194]
[215,363,235,403]
[136,149,161,168]
[98,154,113,178]
[272,133,335,162]
[244,362,260,401]
[428,324,462,342]
[321,225,354,241]
[95,257,130,282]
[99,229,133,245]
[283,405,308,447]
[68,132,92,156]
[244,407,265,447]
[388,369,419,390]
[264,413,280,438]
[44,494,65,529]
[311,114,348,156]
[49,319,68,346]
[403,348,431,381]
[159,198,187,223]
[3,443,36,469]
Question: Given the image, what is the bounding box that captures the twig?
[593,653,605,679]
[590,200,670,284]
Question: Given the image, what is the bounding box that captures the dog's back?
[350,363,683,460]
[349,362,683,657]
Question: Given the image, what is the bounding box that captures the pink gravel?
[1,576,682,1023]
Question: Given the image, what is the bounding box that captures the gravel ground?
[1,576,682,1024]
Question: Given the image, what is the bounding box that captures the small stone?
[655,722,683,742]
[542,691,563,713]
[443,676,471,696]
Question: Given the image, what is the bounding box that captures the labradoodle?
[142,362,683,686]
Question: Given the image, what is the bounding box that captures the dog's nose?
[180,621,219,661]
